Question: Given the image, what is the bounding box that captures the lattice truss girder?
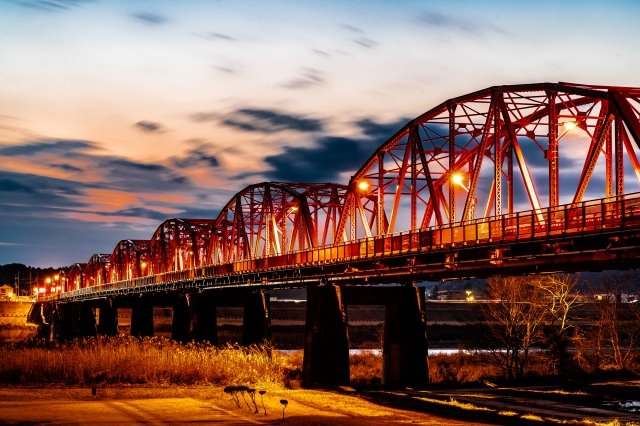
[110,239,150,281]
[84,253,111,287]
[336,82,640,241]
[149,218,214,273]
[209,182,347,264]
[67,263,86,291]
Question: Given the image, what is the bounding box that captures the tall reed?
[0,337,289,387]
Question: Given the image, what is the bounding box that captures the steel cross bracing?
[110,239,151,282]
[336,82,640,240]
[39,83,640,301]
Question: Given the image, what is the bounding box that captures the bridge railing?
[56,192,640,300]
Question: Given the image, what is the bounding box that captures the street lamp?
[356,180,370,192]
[451,172,476,221]
[451,173,469,192]
[559,120,577,138]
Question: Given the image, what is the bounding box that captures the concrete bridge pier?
[191,292,217,344]
[30,302,53,341]
[97,297,118,336]
[130,296,154,337]
[303,283,350,387]
[51,304,68,341]
[242,290,271,346]
[77,302,98,338]
[382,285,429,387]
[52,302,97,340]
[171,294,192,343]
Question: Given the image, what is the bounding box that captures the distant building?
[0,284,14,301]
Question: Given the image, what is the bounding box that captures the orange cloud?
[64,212,154,225]
[82,189,137,212]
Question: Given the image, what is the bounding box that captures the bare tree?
[537,275,579,374]
[589,272,640,369]
[483,276,548,381]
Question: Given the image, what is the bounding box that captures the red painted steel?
[44,83,640,299]
[84,254,110,288]
[60,192,640,301]
[110,239,151,281]
[149,219,214,274]
[208,182,347,264]
[336,83,640,241]
[66,263,86,291]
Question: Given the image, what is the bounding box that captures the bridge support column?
[31,302,53,341]
[303,284,350,387]
[52,303,72,341]
[98,298,119,336]
[243,291,271,346]
[382,285,429,387]
[191,292,217,344]
[130,296,154,337]
[172,294,192,343]
[52,302,97,340]
[77,302,97,338]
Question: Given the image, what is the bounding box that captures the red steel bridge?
[30,82,640,386]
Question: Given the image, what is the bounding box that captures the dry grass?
[429,351,502,384]
[350,351,382,386]
[0,323,38,343]
[0,337,292,388]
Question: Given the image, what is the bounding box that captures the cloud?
[214,66,237,75]
[0,171,87,210]
[280,68,325,90]
[131,12,167,25]
[222,108,324,133]
[342,24,364,34]
[100,207,172,221]
[50,163,83,172]
[418,9,508,36]
[262,117,408,182]
[312,49,330,57]
[134,120,164,133]
[0,139,97,156]
[189,112,218,123]
[204,32,236,42]
[9,0,91,12]
[99,158,189,189]
[353,37,378,49]
[173,142,220,169]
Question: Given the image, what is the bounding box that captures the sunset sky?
[1,0,639,267]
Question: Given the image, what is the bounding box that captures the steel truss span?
[41,82,640,301]
[337,82,640,241]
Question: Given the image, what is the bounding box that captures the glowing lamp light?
[38,287,45,294]
[451,173,470,192]
[54,274,59,280]
[45,277,52,284]
[357,180,370,192]
[558,120,578,139]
